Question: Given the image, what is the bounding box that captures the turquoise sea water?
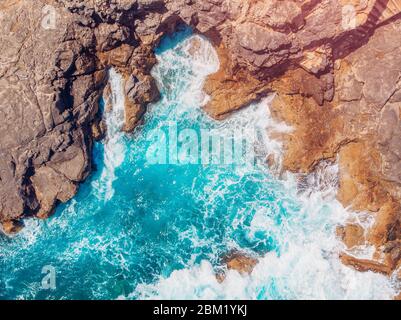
[0,28,396,300]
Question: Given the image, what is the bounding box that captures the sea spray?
[135,153,395,300]
[94,68,126,201]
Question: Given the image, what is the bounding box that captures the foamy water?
[0,27,397,300]
[94,69,126,201]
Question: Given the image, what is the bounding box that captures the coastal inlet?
[0,29,396,300]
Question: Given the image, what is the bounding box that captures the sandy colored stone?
[300,46,332,75]
[222,251,258,275]
[337,224,366,249]
[31,166,78,219]
[1,220,24,235]
[91,119,106,141]
[215,251,258,282]
[203,45,269,119]
[368,202,401,247]
[268,75,344,173]
[340,252,393,275]
[337,142,388,212]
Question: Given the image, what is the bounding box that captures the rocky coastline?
[1,0,401,287]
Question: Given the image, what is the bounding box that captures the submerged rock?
[216,250,259,282]
[1,220,24,235]
[225,254,258,274]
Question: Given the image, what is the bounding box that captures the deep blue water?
[0,28,395,300]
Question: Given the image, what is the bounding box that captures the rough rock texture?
[0,0,97,226]
[0,0,173,230]
[268,5,401,277]
[337,223,366,249]
[180,0,401,279]
[340,252,393,275]
[1,0,401,291]
[223,251,259,275]
[216,251,259,282]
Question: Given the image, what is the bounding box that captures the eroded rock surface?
[183,0,401,278]
[0,0,97,227]
[216,251,259,282]
[0,0,173,230]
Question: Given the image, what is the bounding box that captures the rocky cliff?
[1,0,401,282]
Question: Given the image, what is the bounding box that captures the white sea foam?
[135,160,396,300]
[94,68,126,201]
[214,96,292,172]
[132,34,397,300]
[150,34,219,122]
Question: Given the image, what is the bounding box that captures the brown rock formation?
[1,220,24,235]
[337,223,366,249]
[223,251,259,275]
[0,0,97,228]
[0,0,175,229]
[340,252,393,275]
[188,0,401,277]
[216,250,259,282]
